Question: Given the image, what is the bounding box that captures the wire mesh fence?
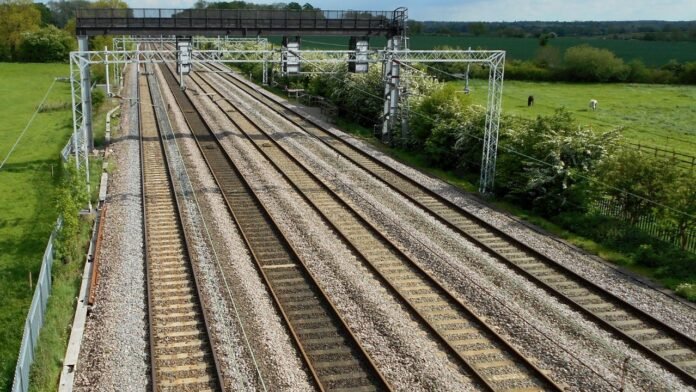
[592,198,696,253]
[11,136,76,392]
[11,218,63,392]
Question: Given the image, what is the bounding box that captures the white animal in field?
[589,99,598,111]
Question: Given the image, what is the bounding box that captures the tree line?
[0,0,320,62]
[193,1,316,10]
[410,20,696,42]
[430,44,696,85]
[0,0,129,62]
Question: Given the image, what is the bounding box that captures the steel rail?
[159,61,391,392]
[188,66,564,392]
[204,62,696,386]
[139,62,225,392]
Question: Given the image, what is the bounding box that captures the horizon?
[111,0,696,22]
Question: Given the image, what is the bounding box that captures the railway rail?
[182,63,564,391]
[139,64,224,391]
[158,61,391,392]
[198,61,696,386]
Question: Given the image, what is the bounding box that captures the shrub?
[680,62,696,84]
[675,283,696,301]
[598,150,678,224]
[495,108,618,215]
[18,25,74,62]
[563,44,629,82]
[505,60,556,81]
[55,158,90,263]
[91,88,105,111]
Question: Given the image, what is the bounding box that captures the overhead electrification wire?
[0,78,58,171]
[292,50,696,219]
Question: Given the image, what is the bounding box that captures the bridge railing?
[75,8,405,35]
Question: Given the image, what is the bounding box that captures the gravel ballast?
[156,64,315,391]
[74,65,148,392]
[184,71,479,391]
[227,70,696,337]
[207,71,695,391]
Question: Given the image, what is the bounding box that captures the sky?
[128,0,696,21]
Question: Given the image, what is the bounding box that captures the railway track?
[199,62,696,385]
[158,62,391,392]
[139,65,224,391]
[185,65,564,391]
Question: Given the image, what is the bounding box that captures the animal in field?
[527,95,534,106]
[589,99,598,111]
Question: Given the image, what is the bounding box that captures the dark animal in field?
[528,95,534,106]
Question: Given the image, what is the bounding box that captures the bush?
[91,87,105,111]
[675,283,696,301]
[505,60,556,81]
[17,25,73,62]
[598,150,678,224]
[495,108,618,215]
[55,158,90,263]
[563,44,629,82]
[680,62,696,84]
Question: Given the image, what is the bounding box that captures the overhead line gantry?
[71,7,505,193]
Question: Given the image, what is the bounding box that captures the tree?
[34,2,53,26]
[663,170,696,250]
[47,0,90,28]
[496,108,618,215]
[286,2,302,11]
[0,0,41,60]
[407,20,423,34]
[90,0,128,9]
[599,150,677,224]
[534,45,561,69]
[563,44,629,82]
[18,25,75,62]
[681,62,696,84]
[468,22,486,36]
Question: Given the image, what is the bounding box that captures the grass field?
[0,63,73,391]
[274,35,696,66]
[452,79,696,156]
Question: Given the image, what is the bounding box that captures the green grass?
[0,63,73,391]
[270,35,696,66]
[455,79,696,155]
[0,62,107,391]
[27,98,110,391]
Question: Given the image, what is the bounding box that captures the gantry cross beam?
[76,8,407,37]
[70,43,504,195]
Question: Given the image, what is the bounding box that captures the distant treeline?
[409,20,696,42]
[193,1,317,11]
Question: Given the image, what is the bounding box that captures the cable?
[301,38,348,48]
[151,56,268,391]
[405,61,696,152]
[0,78,57,171]
[291,51,696,220]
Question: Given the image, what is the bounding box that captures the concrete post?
[78,36,93,152]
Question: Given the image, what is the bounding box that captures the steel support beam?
[72,44,505,193]
[78,36,93,152]
[480,54,505,194]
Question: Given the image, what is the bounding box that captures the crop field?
[272,35,696,66]
[454,79,696,155]
[0,63,72,390]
